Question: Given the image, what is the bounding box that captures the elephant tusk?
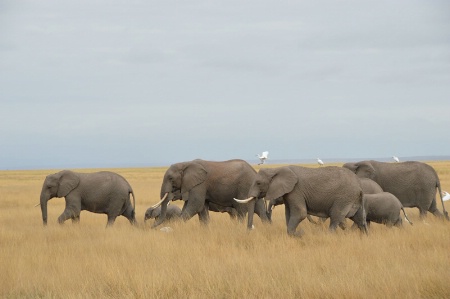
[149,193,168,209]
[234,197,254,203]
[34,203,41,207]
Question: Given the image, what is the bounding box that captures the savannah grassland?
[1,162,449,299]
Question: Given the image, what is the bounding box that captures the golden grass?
[1,162,450,298]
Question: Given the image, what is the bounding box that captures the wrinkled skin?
[151,159,270,228]
[244,166,367,237]
[268,178,384,228]
[361,192,413,227]
[266,197,321,225]
[145,205,181,222]
[39,170,136,226]
[343,160,448,220]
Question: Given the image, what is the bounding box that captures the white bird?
[256,151,269,165]
[392,156,400,163]
[442,191,450,202]
[317,158,324,167]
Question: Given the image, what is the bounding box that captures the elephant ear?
[181,162,207,195]
[57,170,80,197]
[265,167,297,201]
[355,162,376,180]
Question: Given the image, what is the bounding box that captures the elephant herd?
[38,159,449,236]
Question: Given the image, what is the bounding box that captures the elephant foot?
[288,228,304,238]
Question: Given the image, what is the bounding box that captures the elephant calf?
[362,192,413,227]
[145,205,181,223]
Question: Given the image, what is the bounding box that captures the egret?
[317,158,324,167]
[442,191,450,202]
[256,151,269,165]
[392,156,400,163]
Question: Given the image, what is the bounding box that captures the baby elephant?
[363,192,413,227]
[145,205,181,223]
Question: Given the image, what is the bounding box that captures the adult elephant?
[267,178,382,223]
[149,159,270,228]
[343,160,448,220]
[38,170,136,226]
[235,166,367,236]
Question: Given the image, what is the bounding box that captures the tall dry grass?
[1,162,449,298]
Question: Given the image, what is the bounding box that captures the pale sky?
[1,1,449,169]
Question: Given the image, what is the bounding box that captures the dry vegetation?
[1,162,449,298]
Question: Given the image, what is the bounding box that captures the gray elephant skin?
[268,177,384,226]
[145,205,181,222]
[149,159,270,228]
[343,160,448,219]
[267,178,384,226]
[39,170,136,226]
[362,192,413,227]
[236,165,367,236]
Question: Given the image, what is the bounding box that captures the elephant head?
[343,161,376,180]
[144,206,161,221]
[236,167,298,229]
[249,167,298,201]
[39,170,80,225]
[149,161,207,227]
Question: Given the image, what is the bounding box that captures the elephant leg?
[427,198,444,218]
[58,208,77,224]
[106,215,118,226]
[284,205,291,227]
[122,204,137,225]
[181,197,205,223]
[286,204,307,237]
[198,205,210,225]
[418,207,428,219]
[338,220,347,230]
[71,215,80,224]
[329,208,347,232]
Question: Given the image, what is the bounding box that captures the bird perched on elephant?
[148,159,270,228]
[145,205,181,222]
[343,160,448,220]
[235,166,367,237]
[361,192,413,227]
[38,170,136,226]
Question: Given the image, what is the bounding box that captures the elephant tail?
[436,180,449,220]
[129,188,136,216]
[401,207,413,225]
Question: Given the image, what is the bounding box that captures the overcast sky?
[1,1,449,169]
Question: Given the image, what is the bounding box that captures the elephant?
[361,192,413,227]
[343,160,448,220]
[39,170,136,226]
[235,165,367,236]
[145,204,181,222]
[144,202,238,224]
[267,178,384,227]
[149,159,270,228]
[268,177,384,228]
[359,178,383,194]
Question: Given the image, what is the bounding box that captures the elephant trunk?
[40,192,48,226]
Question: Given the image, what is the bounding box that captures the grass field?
[1,162,449,298]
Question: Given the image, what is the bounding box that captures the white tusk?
[34,203,41,207]
[149,193,168,209]
[234,197,254,203]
